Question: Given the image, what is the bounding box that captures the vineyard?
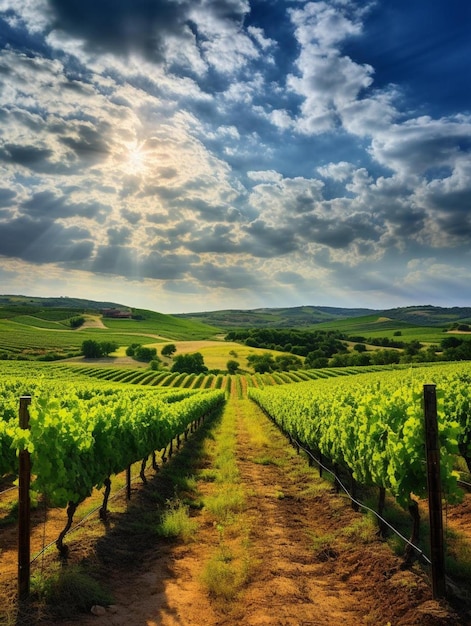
[1,359,471,623]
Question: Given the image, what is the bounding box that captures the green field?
[1,296,470,366]
[0,304,219,360]
[314,314,450,344]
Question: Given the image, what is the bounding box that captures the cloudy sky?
[0,0,470,313]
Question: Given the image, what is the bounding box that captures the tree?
[99,341,118,357]
[304,350,326,369]
[171,352,207,374]
[81,339,102,359]
[161,343,177,357]
[126,343,141,356]
[134,346,157,362]
[274,354,302,371]
[69,316,85,329]
[226,359,239,374]
[81,340,118,358]
[247,352,275,373]
[441,336,462,350]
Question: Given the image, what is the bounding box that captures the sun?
[126,141,148,174]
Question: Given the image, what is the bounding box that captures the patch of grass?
[0,500,18,527]
[253,455,278,466]
[31,563,113,619]
[308,530,336,553]
[204,485,245,520]
[200,549,251,600]
[157,498,198,542]
[445,527,471,581]
[341,513,378,544]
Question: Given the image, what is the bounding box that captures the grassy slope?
[176,304,471,330]
[0,304,220,358]
[174,305,375,328]
[102,309,218,340]
[313,315,448,344]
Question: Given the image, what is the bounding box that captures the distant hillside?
[0,295,219,341]
[175,304,471,329]
[383,305,471,326]
[0,294,126,311]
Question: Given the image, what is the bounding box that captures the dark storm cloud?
[59,124,111,160]
[186,224,239,254]
[48,0,186,60]
[107,226,132,245]
[91,245,195,280]
[436,213,471,240]
[139,251,194,280]
[20,191,109,220]
[383,207,426,240]
[192,262,262,290]
[47,0,250,61]
[0,187,16,208]
[423,187,471,215]
[121,209,142,224]
[299,212,383,249]
[243,220,298,258]
[0,215,93,264]
[0,144,54,171]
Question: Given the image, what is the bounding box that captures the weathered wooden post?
[126,465,132,500]
[18,395,32,599]
[423,384,446,599]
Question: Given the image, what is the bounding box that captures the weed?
[341,514,377,544]
[157,498,198,542]
[200,550,251,600]
[31,563,113,618]
[204,485,245,520]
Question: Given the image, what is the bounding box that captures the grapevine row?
[248,363,471,512]
[1,378,225,509]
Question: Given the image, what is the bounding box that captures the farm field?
[2,390,471,624]
[2,297,471,623]
[1,361,471,624]
[313,314,451,344]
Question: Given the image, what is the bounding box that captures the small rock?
[91,605,107,616]
[108,605,119,614]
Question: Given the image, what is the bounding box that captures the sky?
[0,0,470,314]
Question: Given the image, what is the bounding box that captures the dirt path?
[2,396,469,625]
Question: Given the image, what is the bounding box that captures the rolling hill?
[175,304,471,329]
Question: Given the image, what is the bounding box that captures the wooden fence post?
[423,384,446,599]
[18,395,32,599]
[126,465,131,500]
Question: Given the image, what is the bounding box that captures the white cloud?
[317,161,355,181]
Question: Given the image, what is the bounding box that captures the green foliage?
[126,344,158,362]
[274,353,302,371]
[248,364,470,510]
[0,370,225,507]
[100,341,118,357]
[69,316,85,329]
[246,352,275,373]
[227,328,347,358]
[81,340,118,358]
[161,343,177,357]
[157,499,198,542]
[81,339,102,358]
[172,352,208,374]
[226,359,239,374]
[31,564,113,618]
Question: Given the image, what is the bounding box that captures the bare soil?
[1,396,471,625]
